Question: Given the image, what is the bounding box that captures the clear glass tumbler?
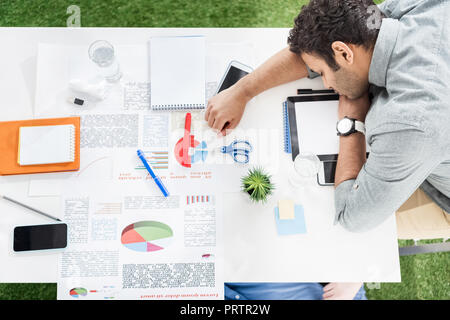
[288,152,321,188]
[88,40,122,82]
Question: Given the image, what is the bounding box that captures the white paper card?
[150,36,206,110]
[19,124,75,165]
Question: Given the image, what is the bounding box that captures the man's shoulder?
[378,0,445,19]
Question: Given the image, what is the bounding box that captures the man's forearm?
[335,134,366,186]
[334,94,370,187]
[236,47,308,100]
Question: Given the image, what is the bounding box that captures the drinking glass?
[88,40,122,82]
[288,152,321,188]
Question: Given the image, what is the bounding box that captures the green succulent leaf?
[241,167,275,203]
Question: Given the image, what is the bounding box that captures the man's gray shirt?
[334,0,450,232]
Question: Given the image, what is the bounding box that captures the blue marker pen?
[137,149,170,197]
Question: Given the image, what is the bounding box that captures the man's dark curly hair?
[288,0,383,71]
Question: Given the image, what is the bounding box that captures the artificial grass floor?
[0,0,448,300]
[0,0,311,28]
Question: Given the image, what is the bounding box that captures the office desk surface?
[0,28,401,283]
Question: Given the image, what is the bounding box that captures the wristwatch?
[336,116,366,136]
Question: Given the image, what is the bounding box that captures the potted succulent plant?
[241,167,275,203]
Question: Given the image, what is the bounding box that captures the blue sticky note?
[274,205,307,235]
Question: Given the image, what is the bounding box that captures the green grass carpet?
[0,0,310,27]
[365,240,449,300]
[0,0,448,300]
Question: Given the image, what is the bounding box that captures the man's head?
[288,0,383,99]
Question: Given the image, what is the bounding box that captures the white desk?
[0,28,401,283]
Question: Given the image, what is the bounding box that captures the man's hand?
[204,85,251,136]
[204,47,309,135]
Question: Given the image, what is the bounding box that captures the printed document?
[57,182,223,300]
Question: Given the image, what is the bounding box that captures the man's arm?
[334,94,370,186]
[205,47,308,135]
[236,47,309,101]
[334,119,436,232]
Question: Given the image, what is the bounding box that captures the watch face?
[337,118,353,134]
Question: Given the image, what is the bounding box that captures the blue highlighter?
[137,149,170,197]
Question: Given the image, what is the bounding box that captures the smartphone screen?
[217,65,250,93]
[13,223,67,252]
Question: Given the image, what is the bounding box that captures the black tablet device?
[286,94,369,186]
[286,93,340,162]
[286,93,339,186]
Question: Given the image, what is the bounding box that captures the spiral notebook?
[150,36,206,111]
[18,124,76,165]
[282,101,292,154]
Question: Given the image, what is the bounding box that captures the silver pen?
[0,194,62,222]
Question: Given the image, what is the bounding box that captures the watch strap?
[337,117,366,136]
[354,120,366,135]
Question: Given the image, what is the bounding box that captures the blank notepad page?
[18,125,76,165]
[150,36,206,110]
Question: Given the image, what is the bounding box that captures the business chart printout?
[57,182,223,300]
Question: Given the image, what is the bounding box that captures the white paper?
[57,182,223,300]
[295,100,340,155]
[28,179,64,197]
[150,36,206,109]
[34,43,150,117]
[19,125,75,165]
[34,43,71,117]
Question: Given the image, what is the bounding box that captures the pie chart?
[70,288,88,298]
[174,136,208,167]
[191,141,208,163]
[121,221,173,252]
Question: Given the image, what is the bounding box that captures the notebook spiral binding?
[283,101,292,154]
[152,103,205,111]
[69,125,76,162]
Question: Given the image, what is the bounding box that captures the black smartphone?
[317,161,337,186]
[13,223,67,252]
[216,60,253,94]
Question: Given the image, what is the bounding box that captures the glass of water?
[288,152,321,188]
[88,40,122,82]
